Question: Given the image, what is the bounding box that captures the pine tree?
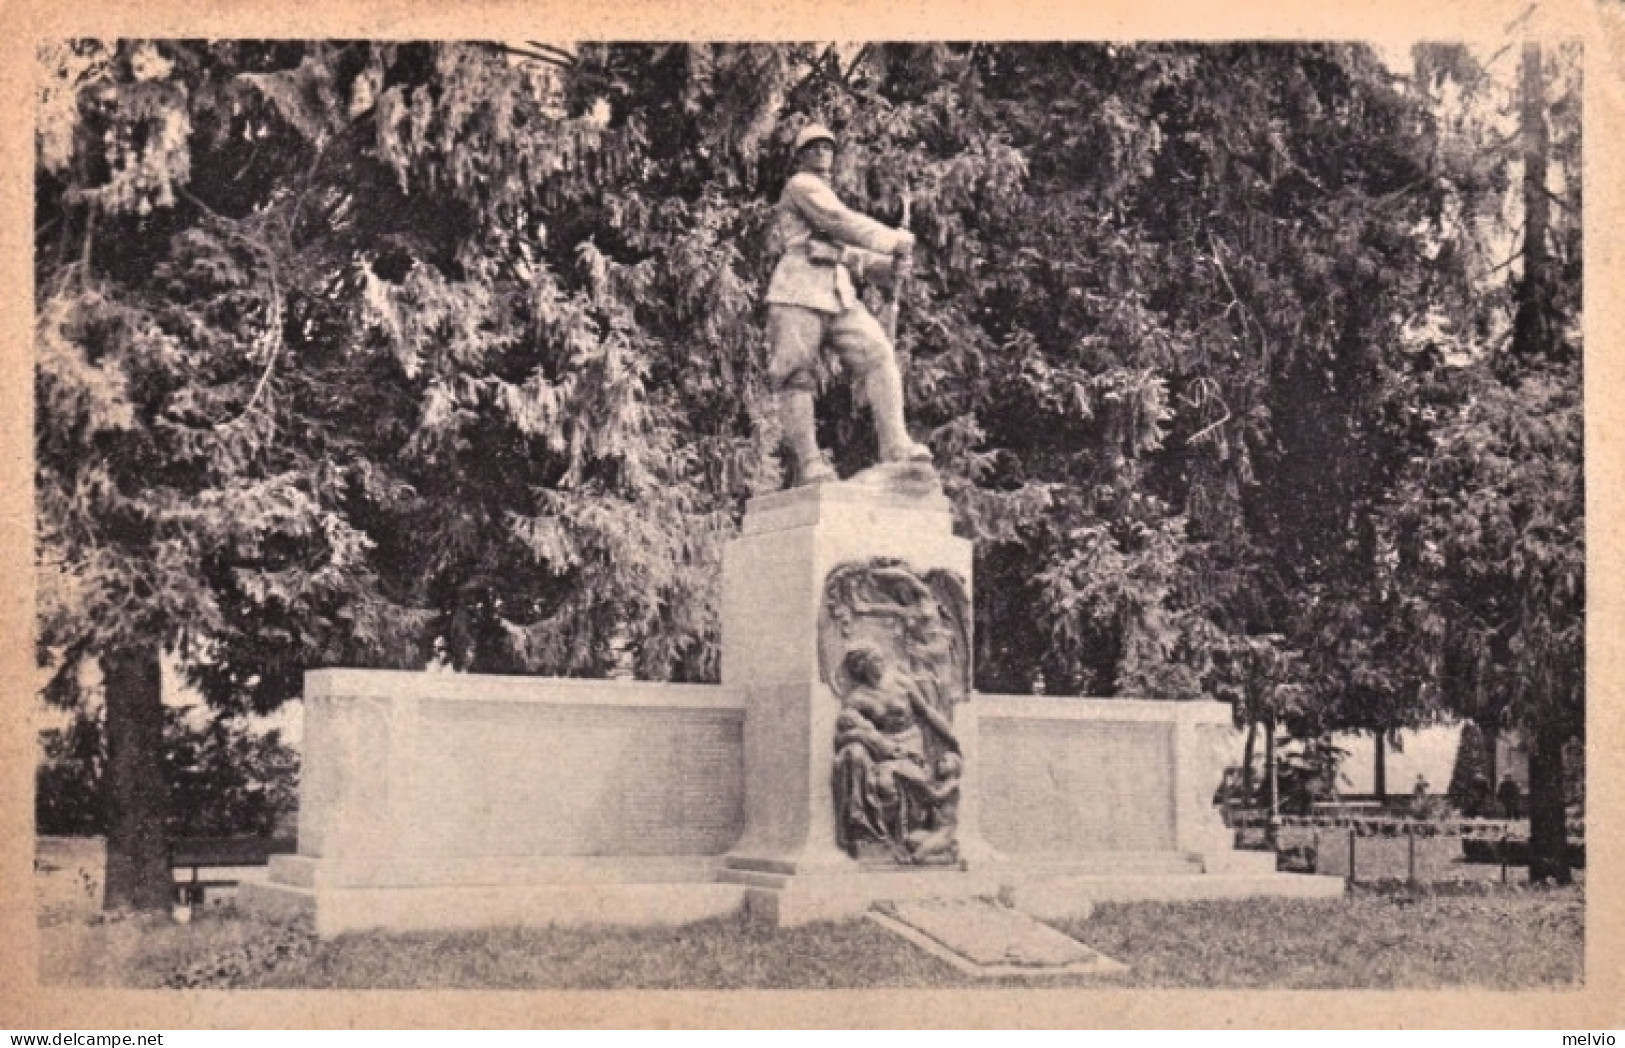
[1386,42,1582,882]
[1446,720,1492,816]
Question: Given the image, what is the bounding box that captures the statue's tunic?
[767,172,908,313]
[765,172,908,388]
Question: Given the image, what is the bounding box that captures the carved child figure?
[903,752,962,865]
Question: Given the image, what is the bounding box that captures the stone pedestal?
[717,475,995,923]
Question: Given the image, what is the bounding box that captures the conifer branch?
[1484,245,1525,277]
[1207,232,1257,340]
[842,44,872,85]
[524,42,577,65]
[1535,182,1577,216]
[785,45,843,108]
[79,207,96,271]
[179,187,286,432]
[497,43,572,69]
[1186,404,1234,448]
[220,262,283,431]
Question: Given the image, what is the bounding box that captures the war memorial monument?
[241,123,1339,967]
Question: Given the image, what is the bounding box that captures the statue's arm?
[841,568,932,617]
[867,566,935,602]
[843,597,908,619]
[786,174,912,255]
[840,246,898,284]
[836,708,899,757]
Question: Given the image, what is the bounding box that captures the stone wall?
[292,668,1240,890]
[980,711,1176,853]
[296,670,746,887]
[976,696,1238,861]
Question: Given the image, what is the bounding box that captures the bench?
[169,837,297,905]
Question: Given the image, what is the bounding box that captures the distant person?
[1465,771,1491,818]
[1497,773,1523,820]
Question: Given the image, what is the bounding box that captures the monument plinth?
[717,472,1000,924]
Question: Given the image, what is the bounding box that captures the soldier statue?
[766,123,930,486]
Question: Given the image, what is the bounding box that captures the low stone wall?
[258,672,1315,933]
[295,673,1239,883]
[296,670,746,887]
[976,696,1238,863]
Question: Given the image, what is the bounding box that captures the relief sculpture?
[818,559,970,865]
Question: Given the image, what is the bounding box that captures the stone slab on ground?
[869,898,1127,979]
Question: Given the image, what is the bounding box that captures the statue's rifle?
[884,186,912,345]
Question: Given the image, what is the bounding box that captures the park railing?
[1223,810,1584,839]
[1221,809,1585,887]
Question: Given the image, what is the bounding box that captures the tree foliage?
[1383,42,1582,880]
[36,40,1476,704]
[35,710,106,837]
[36,704,301,840]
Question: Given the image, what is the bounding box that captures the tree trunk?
[1373,732,1387,801]
[1240,720,1258,805]
[1514,42,1553,367]
[1513,42,1570,889]
[1527,716,1571,885]
[1263,718,1277,814]
[100,646,172,911]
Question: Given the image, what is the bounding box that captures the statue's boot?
[864,364,932,464]
[778,388,838,486]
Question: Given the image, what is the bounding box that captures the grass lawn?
[1060,889,1582,989]
[35,837,1584,990]
[39,891,1584,991]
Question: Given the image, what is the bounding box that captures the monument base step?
[986,851,1210,877]
[980,848,1282,878]
[1003,870,1345,919]
[238,877,747,939]
[730,867,1002,926]
[1199,849,1282,875]
[237,848,1342,936]
[264,853,728,890]
[723,849,1337,926]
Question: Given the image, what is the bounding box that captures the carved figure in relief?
[819,557,971,865]
[894,751,962,865]
[819,559,970,717]
[831,646,962,864]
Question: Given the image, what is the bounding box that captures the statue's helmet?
[793,123,837,156]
